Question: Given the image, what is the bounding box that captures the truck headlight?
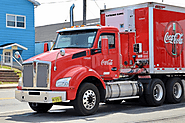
[56,77,71,87]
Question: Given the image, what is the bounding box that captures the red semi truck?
[16,2,185,115]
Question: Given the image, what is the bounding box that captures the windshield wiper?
[53,48,61,50]
[53,46,86,49]
[65,47,81,48]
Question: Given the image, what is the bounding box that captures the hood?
[24,48,88,63]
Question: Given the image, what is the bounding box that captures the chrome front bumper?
[15,90,66,103]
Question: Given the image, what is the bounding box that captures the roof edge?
[28,0,40,6]
[0,43,28,50]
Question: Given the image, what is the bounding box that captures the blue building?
[0,0,40,66]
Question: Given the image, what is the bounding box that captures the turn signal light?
[17,86,22,90]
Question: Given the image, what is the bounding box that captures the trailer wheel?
[28,102,53,113]
[166,77,184,103]
[146,79,165,106]
[73,83,100,115]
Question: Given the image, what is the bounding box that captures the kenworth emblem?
[164,21,184,57]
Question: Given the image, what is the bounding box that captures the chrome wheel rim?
[153,84,163,101]
[173,82,182,99]
[83,90,96,110]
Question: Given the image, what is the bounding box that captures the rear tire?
[166,77,184,103]
[73,83,100,115]
[145,79,165,106]
[28,102,53,113]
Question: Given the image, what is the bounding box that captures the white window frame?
[6,14,26,29]
[3,49,13,65]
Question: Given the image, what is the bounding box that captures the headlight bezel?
[56,77,71,87]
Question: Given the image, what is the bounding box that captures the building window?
[6,14,26,29]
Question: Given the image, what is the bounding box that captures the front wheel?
[73,83,100,115]
[146,79,166,106]
[28,102,53,113]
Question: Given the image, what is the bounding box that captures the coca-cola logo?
[164,21,184,57]
[101,59,113,66]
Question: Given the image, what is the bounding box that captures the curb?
[0,85,18,89]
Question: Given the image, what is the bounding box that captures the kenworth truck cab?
[16,26,126,115]
[16,2,185,116]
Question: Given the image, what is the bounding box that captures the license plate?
[52,96,62,103]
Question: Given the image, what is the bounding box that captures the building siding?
[0,0,35,60]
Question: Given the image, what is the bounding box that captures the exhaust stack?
[70,4,75,27]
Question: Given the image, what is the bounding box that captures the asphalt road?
[1,88,185,123]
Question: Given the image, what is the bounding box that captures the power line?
[40,0,76,5]
[93,0,101,9]
[40,0,102,5]
[87,5,97,18]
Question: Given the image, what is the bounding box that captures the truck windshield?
[54,30,97,49]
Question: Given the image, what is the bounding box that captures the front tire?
[28,102,53,113]
[166,77,184,103]
[73,83,100,115]
[146,79,166,106]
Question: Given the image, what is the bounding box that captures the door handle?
[111,67,117,71]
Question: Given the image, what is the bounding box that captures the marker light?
[155,5,165,9]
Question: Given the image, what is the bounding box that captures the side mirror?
[101,38,109,55]
[54,49,66,71]
[44,43,49,52]
[60,49,65,56]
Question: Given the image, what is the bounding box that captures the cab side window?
[98,33,115,49]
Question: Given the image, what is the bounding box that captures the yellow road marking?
[0,97,15,100]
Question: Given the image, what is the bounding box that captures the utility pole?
[83,0,86,25]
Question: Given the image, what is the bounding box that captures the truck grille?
[22,61,51,89]
[23,64,33,87]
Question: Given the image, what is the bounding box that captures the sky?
[34,0,185,27]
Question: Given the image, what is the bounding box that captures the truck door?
[91,32,120,80]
